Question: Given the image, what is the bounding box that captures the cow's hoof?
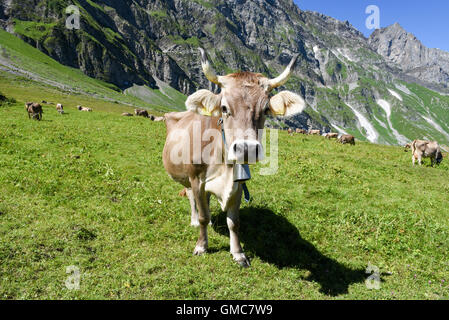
[190,220,200,227]
[190,220,212,227]
[238,259,250,268]
[233,253,250,268]
[193,246,207,256]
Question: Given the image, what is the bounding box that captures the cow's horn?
[268,54,300,90]
[199,48,222,86]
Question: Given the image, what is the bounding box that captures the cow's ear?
[185,89,221,117]
[269,91,306,117]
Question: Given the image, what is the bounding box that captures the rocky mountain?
[369,23,449,93]
[1,0,449,147]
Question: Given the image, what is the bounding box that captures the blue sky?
[293,0,449,52]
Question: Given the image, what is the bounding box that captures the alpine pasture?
[1,78,448,299]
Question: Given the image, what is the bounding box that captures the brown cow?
[135,109,149,117]
[308,129,321,136]
[410,140,443,166]
[326,133,339,139]
[163,48,305,267]
[296,128,307,134]
[26,102,43,120]
[287,128,294,135]
[338,134,355,145]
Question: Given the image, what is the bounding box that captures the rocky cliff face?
[369,23,449,92]
[1,0,449,146]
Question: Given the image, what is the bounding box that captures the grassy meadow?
[1,83,449,299]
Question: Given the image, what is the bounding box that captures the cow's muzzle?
[227,140,264,164]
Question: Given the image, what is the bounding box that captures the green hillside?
[0,93,448,299]
[0,29,186,112]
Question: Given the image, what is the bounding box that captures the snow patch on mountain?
[376,99,408,145]
[421,116,449,140]
[388,89,403,101]
[331,123,348,135]
[346,103,378,143]
[372,114,388,129]
[395,84,412,95]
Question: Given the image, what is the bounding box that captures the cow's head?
[186,48,306,163]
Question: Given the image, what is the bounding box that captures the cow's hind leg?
[190,178,210,256]
[227,186,250,267]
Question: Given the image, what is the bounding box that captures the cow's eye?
[221,106,228,114]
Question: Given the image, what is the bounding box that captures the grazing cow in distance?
[326,133,339,139]
[410,140,443,166]
[26,102,43,120]
[77,105,92,112]
[296,128,307,134]
[288,128,294,135]
[122,112,133,117]
[338,134,355,145]
[326,132,338,140]
[309,129,321,136]
[154,116,165,122]
[404,143,412,152]
[135,109,149,118]
[163,48,305,267]
[56,103,64,114]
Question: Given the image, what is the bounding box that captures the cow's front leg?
[186,188,199,227]
[187,189,212,227]
[190,179,210,256]
[227,186,250,267]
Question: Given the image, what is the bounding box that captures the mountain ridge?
[369,23,449,93]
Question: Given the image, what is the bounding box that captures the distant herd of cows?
[24,101,444,168]
[24,101,164,121]
[286,127,355,145]
[284,126,443,166]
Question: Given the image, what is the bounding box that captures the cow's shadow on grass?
[213,207,367,296]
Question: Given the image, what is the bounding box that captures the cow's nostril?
[233,144,237,152]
